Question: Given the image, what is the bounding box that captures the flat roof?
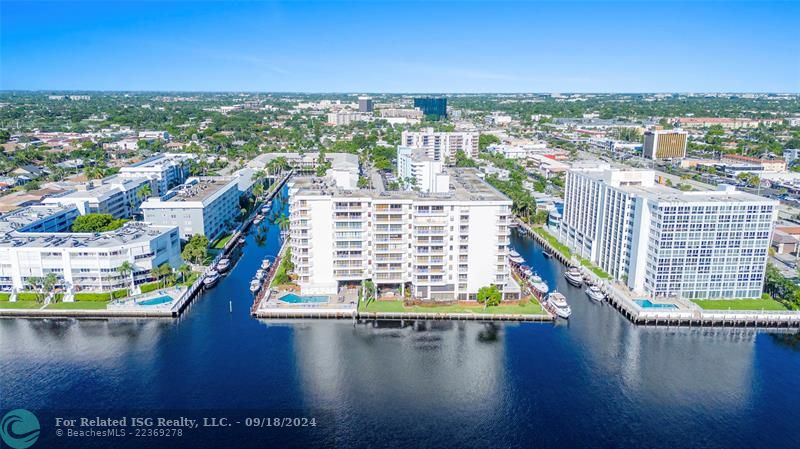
[292,168,510,203]
[248,152,359,171]
[159,177,235,203]
[574,167,777,205]
[0,221,175,249]
[0,204,77,235]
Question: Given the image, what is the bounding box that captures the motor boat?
[586,285,605,302]
[238,237,246,245]
[253,216,263,225]
[203,270,220,288]
[261,204,270,214]
[509,249,521,258]
[216,258,231,273]
[249,279,261,294]
[546,292,572,319]
[261,259,271,270]
[509,255,525,264]
[529,275,549,294]
[254,269,265,281]
[543,250,553,259]
[564,267,583,287]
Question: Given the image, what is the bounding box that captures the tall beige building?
[643,129,688,159]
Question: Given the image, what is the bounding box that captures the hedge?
[16,292,40,301]
[0,292,10,301]
[140,282,160,294]
[74,292,111,301]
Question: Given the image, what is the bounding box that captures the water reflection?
[287,320,506,416]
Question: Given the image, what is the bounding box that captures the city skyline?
[2,1,798,93]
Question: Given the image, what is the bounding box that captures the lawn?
[534,227,611,279]
[46,301,110,310]
[693,296,788,311]
[0,300,41,309]
[359,299,546,315]
[211,233,234,250]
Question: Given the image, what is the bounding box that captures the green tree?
[477,285,502,307]
[479,134,501,150]
[71,214,128,232]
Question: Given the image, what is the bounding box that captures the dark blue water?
[2,195,799,448]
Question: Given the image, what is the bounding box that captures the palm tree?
[178,264,192,284]
[158,264,172,287]
[150,267,161,287]
[137,184,152,201]
[118,261,134,294]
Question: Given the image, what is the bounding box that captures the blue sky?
[1,1,798,92]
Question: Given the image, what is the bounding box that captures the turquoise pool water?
[635,299,677,309]
[138,295,173,306]
[279,293,328,304]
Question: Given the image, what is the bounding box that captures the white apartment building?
[141,177,240,241]
[559,165,778,299]
[0,205,181,293]
[289,168,519,301]
[397,146,450,193]
[326,112,372,126]
[401,128,480,161]
[43,176,151,218]
[119,153,193,194]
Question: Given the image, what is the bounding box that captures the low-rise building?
[721,154,786,172]
[0,206,181,293]
[43,176,151,218]
[118,153,194,195]
[140,177,240,241]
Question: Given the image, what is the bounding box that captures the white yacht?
[564,267,583,287]
[509,255,525,264]
[249,279,261,294]
[216,258,231,273]
[254,269,265,281]
[546,292,572,319]
[586,285,605,302]
[203,270,220,288]
[529,275,549,295]
[509,249,521,258]
[261,259,271,270]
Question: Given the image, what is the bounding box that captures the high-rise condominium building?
[288,168,519,301]
[397,147,450,193]
[358,96,374,113]
[401,128,480,162]
[559,165,777,299]
[643,129,688,159]
[413,97,447,120]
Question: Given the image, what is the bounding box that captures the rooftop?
[292,168,510,203]
[143,176,237,206]
[248,152,359,172]
[0,204,77,235]
[572,165,777,205]
[0,221,176,249]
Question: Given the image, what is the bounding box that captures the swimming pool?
[278,293,328,304]
[635,299,677,310]
[138,295,173,306]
